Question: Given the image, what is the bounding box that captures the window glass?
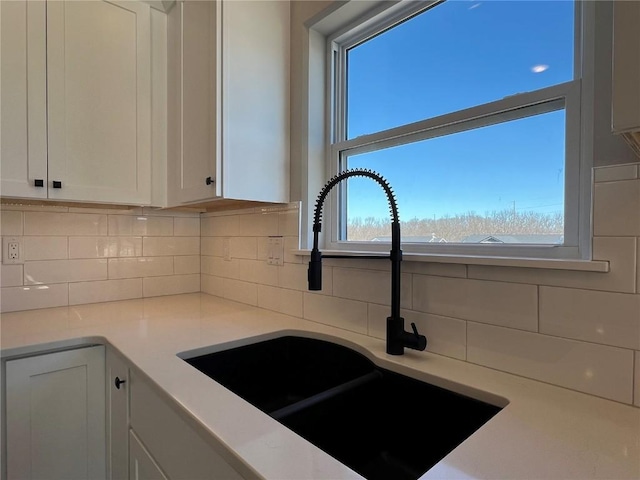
[346,0,574,139]
[343,109,566,244]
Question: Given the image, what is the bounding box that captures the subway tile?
[1,284,68,313]
[201,237,222,257]
[467,323,634,404]
[237,259,278,286]
[143,237,199,256]
[23,237,68,261]
[143,274,200,297]
[540,287,640,349]
[24,212,107,236]
[174,217,200,236]
[594,164,639,183]
[108,215,173,236]
[257,285,303,318]
[635,352,640,407]
[69,236,142,259]
[24,259,107,285]
[201,215,239,237]
[283,236,302,264]
[1,265,23,287]
[201,256,239,279]
[69,278,142,305]
[303,293,367,334]
[403,262,467,278]
[230,237,258,259]
[368,304,466,360]
[223,278,258,306]
[278,208,300,237]
[1,210,23,235]
[201,274,224,297]
[141,207,200,217]
[468,237,637,293]
[332,267,411,310]
[412,275,538,331]
[278,263,332,295]
[593,180,640,236]
[237,213,278,237]
[174,256,200,275]
[108,257,173,279]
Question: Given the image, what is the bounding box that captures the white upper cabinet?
[1,0,153,205]
[168,0,290,206]
[0,0,48,199]
[612,1,640,156]
[47,1,152,204]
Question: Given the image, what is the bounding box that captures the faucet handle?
[411,322,419,336]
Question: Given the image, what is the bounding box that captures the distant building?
[461,234,564,244]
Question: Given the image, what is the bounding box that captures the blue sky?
[344,0,574,222]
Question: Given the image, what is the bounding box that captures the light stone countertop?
[1,293,639,479]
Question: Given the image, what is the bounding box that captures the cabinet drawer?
[129,370,244,480]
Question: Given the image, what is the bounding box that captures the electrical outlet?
[267,236,284,266]
[3,236,24,265]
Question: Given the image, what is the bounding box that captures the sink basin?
[181,335,504,480]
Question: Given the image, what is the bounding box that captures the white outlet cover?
[3,236,24,265]
[267,236,284,266]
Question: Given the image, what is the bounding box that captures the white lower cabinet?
[129,369,244,480]
[4,345,106,480]
[106,348,245,480]
[129,430,168,480]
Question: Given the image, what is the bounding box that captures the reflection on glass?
[346,0,574,139]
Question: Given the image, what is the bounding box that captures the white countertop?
[1,293,639,479]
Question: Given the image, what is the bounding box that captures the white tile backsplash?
[539,287,640,350]
[594,164,639,183]
[143,237,200,256]
[24,259,107,285]
[303,292,368,334]
[412,275,538,331]
[1,284,69,313]
[467,322,634,404]
[69,278,143,305]
[23,237,68,261]
[69,236,143,259]
[1,210,23,235]
[108,215,173,236]
[257,284,303,318]
[635,352,640,407]
[2,207,204,310]
[24,212,108,236]
[1,265,24,288]
[593,180,640,236]
[108,257,173,279]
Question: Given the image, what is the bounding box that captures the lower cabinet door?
[129,429,169,480]
[5,345,106,480]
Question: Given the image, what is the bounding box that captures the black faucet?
[307,169,427,356]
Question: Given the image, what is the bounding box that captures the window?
[325,0,591,259]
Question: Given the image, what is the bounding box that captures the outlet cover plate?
[267,236,284,266]
[3,236,24,265]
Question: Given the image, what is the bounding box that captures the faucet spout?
[308,169,427,356]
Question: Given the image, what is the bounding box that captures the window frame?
[321,0,593,260]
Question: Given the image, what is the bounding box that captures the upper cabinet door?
[0,0,48,199]
[168,0,220,204]
[46,0,152,205]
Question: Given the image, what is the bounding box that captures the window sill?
[291,249,610,272]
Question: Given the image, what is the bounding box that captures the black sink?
[181,335,503,480]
